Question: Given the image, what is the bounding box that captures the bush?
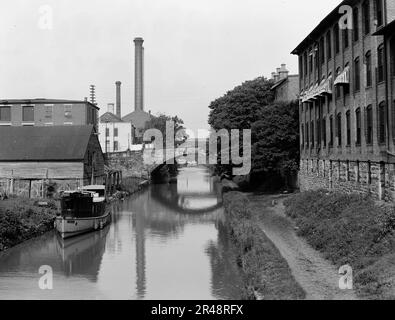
[0,198,57,251]
[284,190,395,299]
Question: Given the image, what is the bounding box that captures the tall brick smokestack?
[115,81,121,117]
[134,37,144,112]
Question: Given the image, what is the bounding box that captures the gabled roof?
[0,125,95,161]
[122,110,151,122]
[100,112,124,123]
[271,78,287,90]
[0,98,99,110]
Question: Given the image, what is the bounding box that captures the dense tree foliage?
[144,113,187,146]
[251,101,300,187]
[208,77,274,130]
[207,76,300,190]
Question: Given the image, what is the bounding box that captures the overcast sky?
[0,0,341,132]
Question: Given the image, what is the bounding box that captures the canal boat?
[55,185,111,239]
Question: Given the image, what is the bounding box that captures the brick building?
[270,64,300,102]
[0,99,99,131]
[292,0,395,200]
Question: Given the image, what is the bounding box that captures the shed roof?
[0,125,95,161]
[0,98,99,110]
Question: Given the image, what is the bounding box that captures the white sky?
[0,0,341,132]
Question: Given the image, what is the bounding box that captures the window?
[304,52,308,76]
[320,38,325,64]
[363,1,370,35]
[366,105,373,144]
[316,119,321,146]
[299,56,303,79]
[346,111,351,146]
[378,44,385,83]
[375,0,383,27]
[344,63,350,96]
[0,106,11,121]
[309,50,313,74]
[45,105,53,119]
[311,121,315,147]
[22,106,34,122]
[378,102,386,144]
[354,57,361,92]
[114,127,118,137]
[113,141,119,152]
[105,141,110,152]
[337,113,342,146]
[356,108,361,145]
[329,116,334,147]
[353,7,359,42]
[322,117,327,147]
[334,24,340,54]
[105,128,109,137]
[301,124,304,147]
[366,51,372,87]
[64,105,72,118]
[326,31,332,60]
[343,24,349,49]
[306,123,309,146]
[336,68,342,99]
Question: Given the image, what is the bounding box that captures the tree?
[251,100,300,189]
[144,113,187,147]
[208,77,274,131]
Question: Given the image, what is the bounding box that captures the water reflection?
[0,166,243,300]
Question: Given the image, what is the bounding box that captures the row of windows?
[105,127,118,137]
[300,0,385,81]
[301,102,387,148]
[0,106,35,122]
[105,141,119,152]
[0,105,97,123]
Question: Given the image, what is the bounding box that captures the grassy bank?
[0,197,58,252]
[223,192,306,300]
[284,190,395,299]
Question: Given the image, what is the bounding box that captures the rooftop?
[0,98,99,110]
[0,125,97,161]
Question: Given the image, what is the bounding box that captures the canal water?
[0,166,244,300]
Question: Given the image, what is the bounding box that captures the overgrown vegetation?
[224,192,305,300]
[207,77,299,191]
[0,197,58,252]
[284,190,395,299]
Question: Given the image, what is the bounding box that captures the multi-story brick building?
[0,99,99,131]
[270,64,300,102]
[292,0,395,200]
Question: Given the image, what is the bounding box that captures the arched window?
[322,117,327,147]
[378,102,386,144]
[336,67,342,99]
[378,44,385,83]
[329,115,334,147]
[356,108,361,145]
[366,105,373,145]
[354,57,360,91]
[366,51,372,87]
[334,24,340,54]
[327,31,332,60]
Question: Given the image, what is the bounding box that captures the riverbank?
[0,197,58,252]
[223,191,305,300]
[284,191,395,300]
[248,194,357,300]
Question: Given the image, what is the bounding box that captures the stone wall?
[298,159,395,202]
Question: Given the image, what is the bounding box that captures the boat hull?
[55,210,111,239]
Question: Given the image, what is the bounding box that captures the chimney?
[271,72,277,80]
[134,37,144,112]
[115,81,121,117]
[107,103,115,114]
[279,64,289,80]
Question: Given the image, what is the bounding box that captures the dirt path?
[247,194,358,300]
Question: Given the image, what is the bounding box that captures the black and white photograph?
[0,0,395,308]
